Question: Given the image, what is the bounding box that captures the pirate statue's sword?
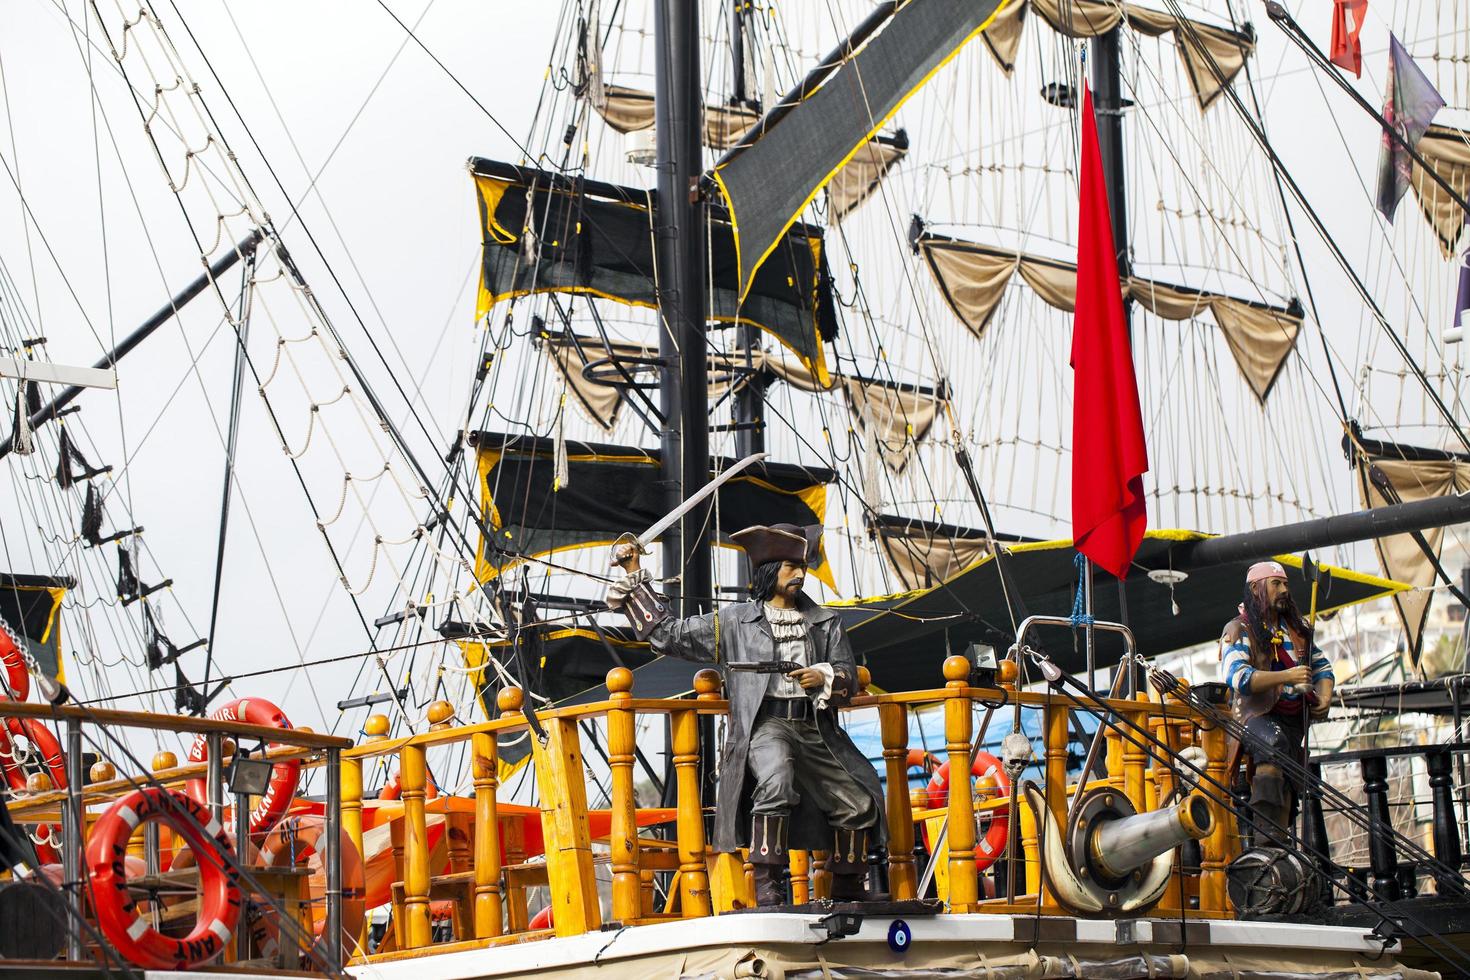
[609,451,769,568]
[608,452,768,638]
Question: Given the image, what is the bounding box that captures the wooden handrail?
[344,686,1197,764]
[5,742,326,818]
[0,700,352,749]
[344,697,732,760]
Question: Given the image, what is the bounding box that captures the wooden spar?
[0,230,262,460]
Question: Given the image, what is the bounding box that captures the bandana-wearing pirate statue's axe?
[1299,553,1331,763]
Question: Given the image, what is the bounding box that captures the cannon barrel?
[1089,792,1213,880]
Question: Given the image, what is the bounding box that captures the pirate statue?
[607,523,885,907]
[1219,561,1334,844]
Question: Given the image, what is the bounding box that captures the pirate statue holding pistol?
[606,523,885,907]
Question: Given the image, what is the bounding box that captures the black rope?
[1036,659,1470,975]
[1152,0,1470,458]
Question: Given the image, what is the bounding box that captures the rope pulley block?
[87,786,242,969]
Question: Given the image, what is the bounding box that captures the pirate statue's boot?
[828,828,870,903]
[750,813,789,908]
[1251,768,1294,849]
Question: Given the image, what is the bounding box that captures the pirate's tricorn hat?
[731,523,820,568]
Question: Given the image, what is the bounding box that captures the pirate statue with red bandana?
[607,523,885,907]
[1219,561,1335,845]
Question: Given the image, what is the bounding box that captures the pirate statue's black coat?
[609,523,885,905]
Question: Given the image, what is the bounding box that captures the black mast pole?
[654,0,712,619]
[0,230,262,460]
[1091,28,1135,690]
[1091,30,1131,291]
[655,0,716,814]
[730,0,765,597]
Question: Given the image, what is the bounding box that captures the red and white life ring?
[906,748,941,775]
[185,698,301,837]
[87,787,242,970]
[250,815,366,962]
[0,717,67,864]
[0,717,66,792]
[0,618,28,702]
[924,751,1011,872]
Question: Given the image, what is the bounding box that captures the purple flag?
[1455,249,1470,336]
[1376,35,1445,222]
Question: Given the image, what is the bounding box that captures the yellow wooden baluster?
[879,697,918,901]
[399,741,433,949]
[472,724,504,938]
[942,655,978,912]
[606,668,641,923]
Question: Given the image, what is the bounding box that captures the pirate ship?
[0,0,1467,977]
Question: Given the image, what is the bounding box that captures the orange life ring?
[529,905,553,930]
[185,698,301,837]
[0,717,67,864]
[87,787,241,970]
[0,618,27,702]
[906,748,940,774]
[924,751,1011,872]
[251,815,365,962]
[378,771,439,801]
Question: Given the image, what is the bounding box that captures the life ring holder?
[87,787,242,970]
[924,750,1012,872]
[185,698,301,838]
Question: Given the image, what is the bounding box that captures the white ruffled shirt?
[763,602,834,708]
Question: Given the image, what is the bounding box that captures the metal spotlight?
[226,748,273,798]
[1040,82,1077,109]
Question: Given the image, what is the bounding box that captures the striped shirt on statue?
[1222,627,1332,714]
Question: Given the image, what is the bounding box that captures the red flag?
[1330,0,1367,77]
[1071,84,1148,580]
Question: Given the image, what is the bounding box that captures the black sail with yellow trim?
[471,432,836,586]
[710,0,1009,299]
[0,573,70,683]
[469,158,838,387]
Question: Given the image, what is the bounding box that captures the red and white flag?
[1071,84,1148,580]
[1330,0,1368,77]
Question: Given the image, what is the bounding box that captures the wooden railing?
[0,658,1231,968]
[340,654,1226,963]
[0,700,352,970]
[1307,740,1470,901]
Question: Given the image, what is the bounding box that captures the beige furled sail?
[981,0,1253,110]
[842,376,945,475]
[915,235,1301,400]
[868,516,994,591]
[1354,452,1470,666]
[828,132,909,220]
[1408,125,1470,258]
